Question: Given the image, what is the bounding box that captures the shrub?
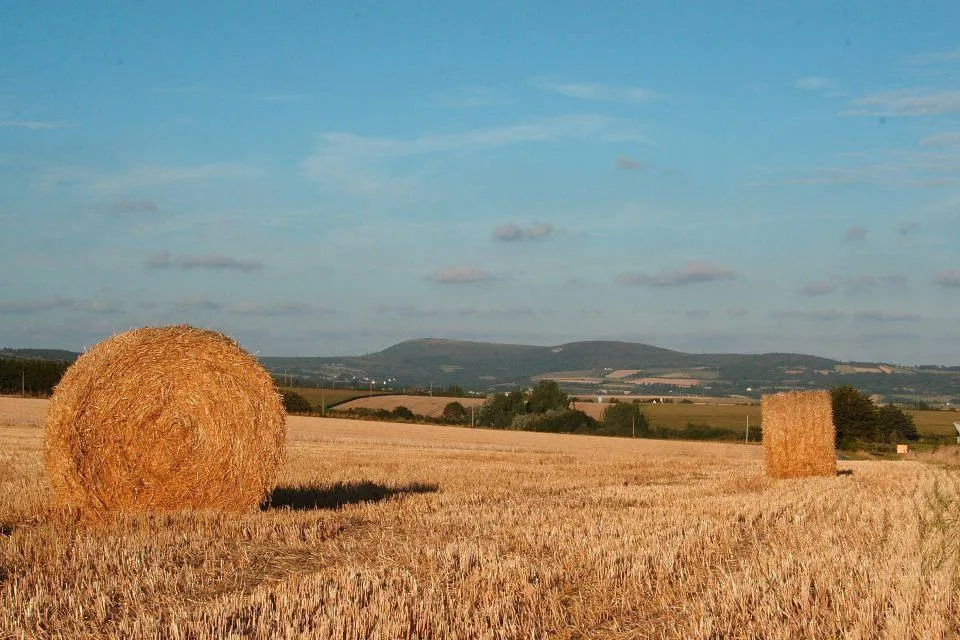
[282,390,312,414]
[441,401,469,425]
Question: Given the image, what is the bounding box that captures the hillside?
[261,338,960,402]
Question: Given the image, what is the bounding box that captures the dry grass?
[335,394,484,417]
[2,397,960,638]
[44,326,285,516]
[762,390,836,478]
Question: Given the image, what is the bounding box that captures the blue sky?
[2,1,960,363]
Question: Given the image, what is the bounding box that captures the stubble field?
[2,396,959,639]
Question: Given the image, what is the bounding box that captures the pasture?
[2,396,959,638]
[278,386,391,410]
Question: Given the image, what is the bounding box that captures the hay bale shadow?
[837,469,854,476]
[263,481,439,512]
[0,523,14,537]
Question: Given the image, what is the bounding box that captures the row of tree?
[0,357,70,396]
[831,385,918,444]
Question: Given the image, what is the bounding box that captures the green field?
[612,402,958,438]
[279,387,391,411]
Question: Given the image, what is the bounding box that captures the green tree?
[601,402,650,436]
[441,401,469,425]
[392,406,415,420]
[281,390,312,414]
[511,408,597,433]
[876,404,919,442]
[831,385,878,443]
[527,380,569,414]
[476,391,526,428]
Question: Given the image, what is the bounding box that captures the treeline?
[0,357,70,396]
[831,385,919,449]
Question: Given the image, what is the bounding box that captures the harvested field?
[334,394,484,417]
[278,387,390,410]
[2,396,960,638]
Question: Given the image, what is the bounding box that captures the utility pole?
[745,414,750,444]
[321,389,325,417]
[471,405,475,428]
[632,415,636,438]
[22,370,26,396]
[429,382,433,397]
[369,380,373,397]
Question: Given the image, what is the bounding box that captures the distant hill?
[0,348,80,362]
[261,338,960,402]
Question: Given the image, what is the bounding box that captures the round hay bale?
[44,325,285,516]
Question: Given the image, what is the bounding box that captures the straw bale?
[44,325,285,516]
[761,390,835,478]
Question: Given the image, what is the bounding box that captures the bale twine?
[761,390,835,479]
[44,325,285,516]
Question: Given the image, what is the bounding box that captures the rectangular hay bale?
[761,390,835,478]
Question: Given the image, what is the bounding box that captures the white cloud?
[793,77,830,90]
[845,89,960,116]
[172,293,221,311]
[616,155,643,170]
[905,49,960,66]
[843,226,869,244]
[229,302,324,316]
[532,79,659,103]
[726,308,749,318]
[616,261,737,287]
[933,269,960,287]
[427,266,494,284]
[800,280,837,296]
[0,120,75,130]
[301,114,645,196]
[772,309,845,322]
[0,296,121,315]
[854,309,923,322]
[920,132,960,147]
[40,161,262,192]
[430,87,506,108]
[144,252,262,272]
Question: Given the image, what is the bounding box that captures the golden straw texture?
[762,390,835,478]
[44,325,285,516]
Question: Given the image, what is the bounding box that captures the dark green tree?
[281,390,312,414]
[476,391,527,428]
[830,385,878,443]
[392,406,415,420]
[441,401,469,425]
[601,402,650,436]
[876,404,919,442]
[527,380,569,414]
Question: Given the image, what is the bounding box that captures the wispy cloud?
[373,303,441,318]
[427,266,495,284]
[0,120,75,130]
[933,269,960,287]
[616,155,643,170]
[532,79,659,103]
[843,226,869,244]
[172,293,221,311]
[854,309,923,322]
[685,309,710,318]
[726,308,749,318]
[896,220,920,235]
[492,222,559,241]
[40,161,262,192]
[0,296,121,315]
[845,89,960,116]
[430,87,506,108]
[905,49,960,66]
[793,76,830,90]
[110,197,158,214]
[616,261,737,287]
[800,280,837,296]
[772,309,845,322]
[920,132,960,147]
[255,93,304,102]
[144,252,262,272]
[229,302,326,316]
[302,114,644,195]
